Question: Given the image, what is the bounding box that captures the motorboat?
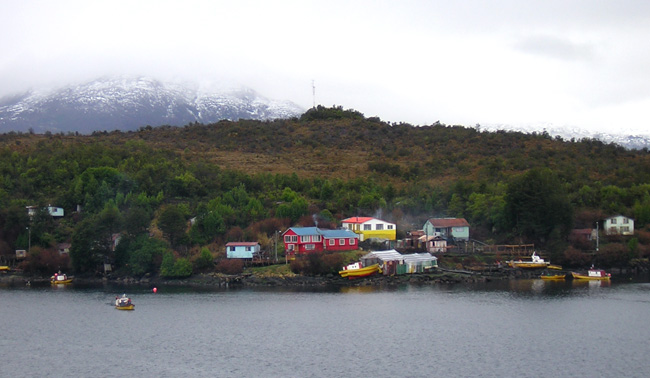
[572,269,611,281]
[339,263,382,279]
[115,294,135,310]
[50,272,73,284]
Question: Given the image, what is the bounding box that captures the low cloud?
[514,34,596,61]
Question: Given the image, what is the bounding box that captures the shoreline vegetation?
[0,265,595,289]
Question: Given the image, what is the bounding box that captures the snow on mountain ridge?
[0,76,304,134]
[479,123,650,150]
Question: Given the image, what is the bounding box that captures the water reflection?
[571,279,611,289]
[339,286,378,294]
[50,283,72,290]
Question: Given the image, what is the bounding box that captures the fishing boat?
[50,272,73,284]
[507,252,550,269]
[571,269,611,281]
[0,265,10,272]
[115,294,135,310]
[339,263,382,279]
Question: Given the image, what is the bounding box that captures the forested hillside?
[1,106,649,276]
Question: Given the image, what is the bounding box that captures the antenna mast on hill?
[312,80,316,109]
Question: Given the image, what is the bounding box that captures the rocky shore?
[0,267,551,288]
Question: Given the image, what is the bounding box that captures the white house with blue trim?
[226,242,261,259]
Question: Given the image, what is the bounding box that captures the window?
[364,224,371,231]
[246,246,251,251]
[349,238,355,245]
[328,239,335,246]
[339,239,344,245]
[229,246,235,252]
[305,244,315,250]
[301,235,310,242]
[376,224,384,230]
[284,236,290,243]
[621,227,629,232]
[291,236,297,242]
[313,235,322,242]
[611,219,617,225]
[623,218,629,224]
[388,225,393,230]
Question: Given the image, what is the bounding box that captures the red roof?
[225,242,259,246]
[342,217,376,224]
[428,218,470,227]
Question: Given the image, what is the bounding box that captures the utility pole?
[596,221,599,252]
[312,80,316,109]
[275,231,279,263]
[27,226,31,254]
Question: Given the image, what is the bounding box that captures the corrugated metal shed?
[361,250,437,275]
[361,249,402,262]
[402,253,438,273]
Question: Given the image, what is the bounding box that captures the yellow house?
[341,217,396,241]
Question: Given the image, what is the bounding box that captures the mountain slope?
[479,123,650,150]
[0,77,304,134]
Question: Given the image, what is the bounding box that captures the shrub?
[193,247,214,271]
[289,252,343,276]
[172,258,193,277]
[18,247,70,276]
[594,244,628,268]
[215,259,244,275]
[160,252,193,278]
[562,246,592,268]
[160,251,175,277]
[321,253,344,275]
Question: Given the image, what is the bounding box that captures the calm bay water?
[1,278,650,377]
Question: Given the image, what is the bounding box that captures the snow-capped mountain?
[478,123,650,150]
[0,76,304,134]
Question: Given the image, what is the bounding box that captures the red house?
[282,227,358,258]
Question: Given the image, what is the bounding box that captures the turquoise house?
[422,218,470,241]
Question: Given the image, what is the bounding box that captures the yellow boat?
[115,294,135,310]
[540,274,567,280]
[50,272,73,284]
[547,265,563,270]
[571,269,611,281]
[339,263,382,279]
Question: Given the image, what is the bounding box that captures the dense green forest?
[1,106,649,276]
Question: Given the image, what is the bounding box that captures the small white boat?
[507,252,550,269]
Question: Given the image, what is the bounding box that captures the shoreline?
[0,267,551,288]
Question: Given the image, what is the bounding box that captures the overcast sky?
[2,0,649,134]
